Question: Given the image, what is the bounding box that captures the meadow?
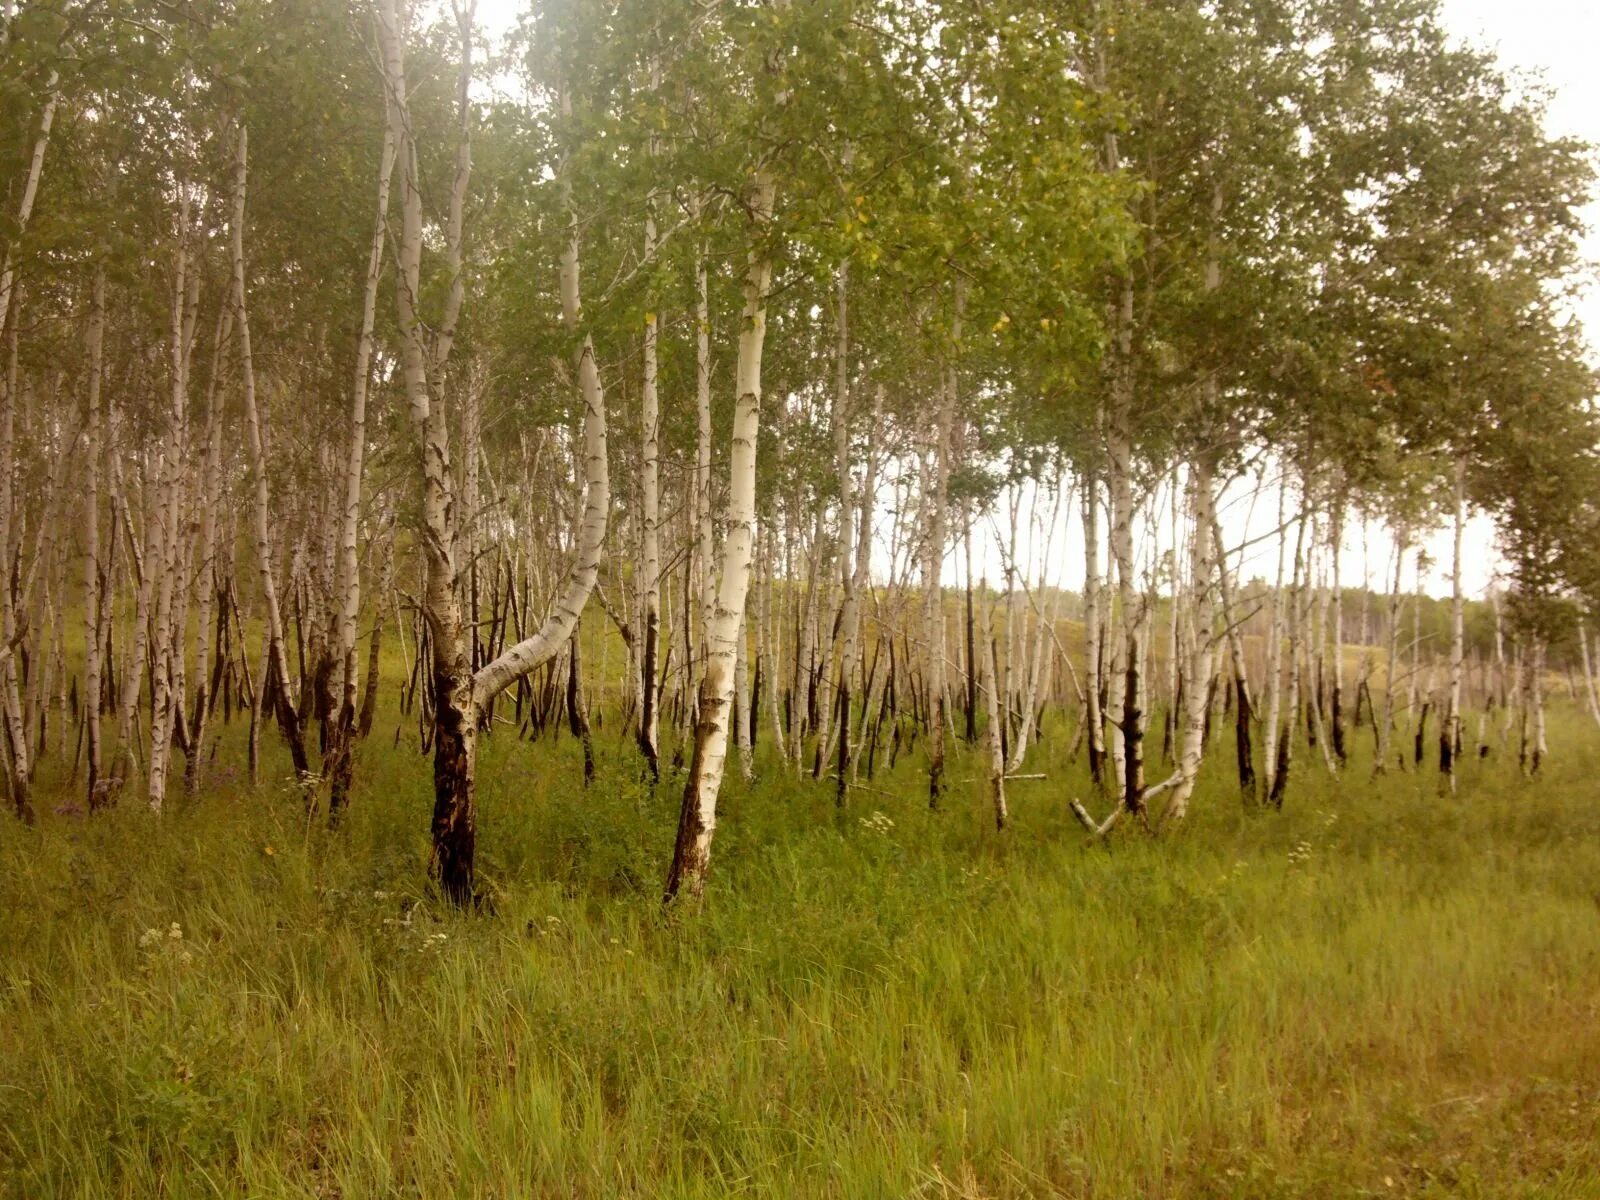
[3,703,1599,1199]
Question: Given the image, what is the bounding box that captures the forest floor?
[3,707,1599,1198]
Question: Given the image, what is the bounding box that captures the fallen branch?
[1069,797,1121,838]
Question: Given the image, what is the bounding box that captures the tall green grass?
[3,703,1598,1197]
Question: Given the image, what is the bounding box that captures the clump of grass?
[2,708,1598,1198]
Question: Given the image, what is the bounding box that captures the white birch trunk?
[665,170,776,901]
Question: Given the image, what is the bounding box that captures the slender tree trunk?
[980,584,1006,830]
[1375,526,1408,775]
[381,0,475,902]
[1270,507,1306,808]
[636,169,664,782]
[1082,472,1106,787]
[83,265,106,808]
[1261,480,1288,803]
[665,169,776,902]
[325,115,396,823]
[1210,518,1256,797]
[230,126,309,792]
[829,262,860,804]
[922,302,959,809]
[1442,456,1466,789]
[146,192,200,813]
[1329,500,1346,764]
[1167,459,1217,823]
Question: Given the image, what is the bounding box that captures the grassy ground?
[2,700,1599,1198]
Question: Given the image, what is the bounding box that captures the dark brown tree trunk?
[358,614,383,738]
[1234,675,1255,798]
[1330,681,1346,763]
[664,677,715,904]
[568,627,594,786]
[638,604,660,782]
[430,664,477,908]
[1122,638,1144,816]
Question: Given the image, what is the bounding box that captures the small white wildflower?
[167,922,183,941]
[373,890,389,901]
[138,928,161,949]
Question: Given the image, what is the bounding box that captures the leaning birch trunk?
[1166,459,1218,824]
[230,126,309,789]
[82,265,106,807]
[325,115,396,823]
[0,75,56,347]
[664,170,776,903]
[456,90,611,893]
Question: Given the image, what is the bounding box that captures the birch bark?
[664,169,776,902]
